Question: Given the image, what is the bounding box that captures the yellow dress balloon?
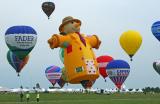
[119,30,142,61]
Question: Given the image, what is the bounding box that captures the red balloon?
[81,80,95,89]
[97,55,113,79]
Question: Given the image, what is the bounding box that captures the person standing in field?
[20,92,24,102]
[26,91,30,102]
[36,93,40,102]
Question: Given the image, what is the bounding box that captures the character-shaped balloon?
[48,16,101,84]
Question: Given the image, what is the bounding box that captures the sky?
[0,0,160,89]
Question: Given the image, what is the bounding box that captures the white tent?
[0,86,11,92]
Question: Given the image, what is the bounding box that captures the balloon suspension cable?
[129,55,133,62]
[17,73,20,77]
[105,79,106,82]
[17,74,23,91]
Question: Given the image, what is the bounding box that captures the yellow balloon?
[119,30,142,61]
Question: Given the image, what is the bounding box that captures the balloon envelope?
[57,78,65,88]
[97,55,113,79]
[119,30,142,61]
[81,80,95,89]
[61,67,68,82]
[42,2,55,19]
[151,21,160,41]
[59,48,64,63]
[7,50,29,76]
[5,26,37,60]
[106,60,130,89]
[45,65,62,86]
[153,60,160,75]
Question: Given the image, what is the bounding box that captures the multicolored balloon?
[106,60,130,89]
[97,55,113,81]
[81,80,95,89]
[153,60,160,75]
[57,78,65,88]
[61,67,68,82]
[5,26,37,60]
[59,48,64,63]
[42,2,55,19]
[45,65,62,86]
[151,21,160,41]
[119,30,142,61]
[7,50,29,76]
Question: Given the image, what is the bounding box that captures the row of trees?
[142,87,160,93]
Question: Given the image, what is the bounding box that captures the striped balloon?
[7,50,29,76]
[5,26,37,60]
[151,21,160,42]
[153,60,160,75]
[45,65,62,86]
[106,60,130,89]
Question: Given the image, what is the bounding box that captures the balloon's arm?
[48,34,71,49]
[85,35,101,49]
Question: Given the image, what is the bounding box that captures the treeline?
[142,87,160,93]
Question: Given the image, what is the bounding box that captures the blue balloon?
[106,60,130,89]
[5,26,37,60]
[151,21,160,41]
[107,60,130,69]
[5,26,37,35]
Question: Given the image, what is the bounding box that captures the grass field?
[0,93,160,104]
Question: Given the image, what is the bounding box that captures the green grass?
[0,93,160,104]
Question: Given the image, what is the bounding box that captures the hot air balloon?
[81,80,95,89]
[48,16,101,84]
[106,60,130,90]
[61,67,68,82]
[97,55,113,82]
[45,65,62,87]
[59,48,64,63]
[42,2,55,19]
[57,78,65,88]
[5,26,37,60]
[151,21,160,42]
[153,60,160,75]
[7,50,29,76]
[119,30,142,61]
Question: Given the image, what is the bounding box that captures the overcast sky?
[0,0,160,89]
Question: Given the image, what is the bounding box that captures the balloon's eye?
[71,22,74,24]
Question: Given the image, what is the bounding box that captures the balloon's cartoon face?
[62,21,81,34]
